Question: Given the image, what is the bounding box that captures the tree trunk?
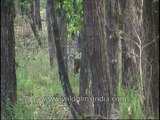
[34,0,42,30]
[105,0,119,112]
[1,0,17,118]
[59,10,68,70]
[83,0,113,118]
[47,0,83,118]
[143,0,159,117]
[46,0,56,67]
[152,1,159,117]
[79,28,93,115]
[26,0,42,47]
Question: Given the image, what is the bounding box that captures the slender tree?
[58,3,68,70]
[46,0,56,67]
[46,0,83,118]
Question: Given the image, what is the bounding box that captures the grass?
[14,42,79,119]
[117,85,145,119]
[13,15,76,119]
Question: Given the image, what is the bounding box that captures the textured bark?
[59,10,68,70]
[79,28,93,115]
[1,0,17,118]
[27,0,42,46]
[106,0,119,110]
[143,0,159,117]
[34,0,42,30]
[46,1,56,67]
[122,0,144,88]
[84,0,112,118]
[121,0,159,117]
[47,0,83,118]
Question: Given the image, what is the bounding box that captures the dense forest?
[1,0,159,119]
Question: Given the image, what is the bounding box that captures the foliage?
[63,0,83,39]
[20,0,30,15]
[117,86,145,119]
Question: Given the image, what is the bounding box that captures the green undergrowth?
[117,85,146,119]
[14,48,79,119]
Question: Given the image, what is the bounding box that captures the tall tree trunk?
[152,1,159,117]
[143,0,159,117]
[105,0,119,111]
[47,0,83,118]
[84,0,113,118]
[79,28,93,115]
[59,9,68,70]
[1,0,17,118]
[46,0,56,67]
[34,0,42,30]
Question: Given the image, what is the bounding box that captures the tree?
[83,0,113,118]
[34,0,42,30]
[58,2,68,70]
[143,0,159,117]
[121,0,159,117]
[105,0,119,110]
[46,0,83,118]
[79,28,93,115]
[1,0,17,118]
[151,0,159,117]
[23,0,42,47]
[46,0,56,67]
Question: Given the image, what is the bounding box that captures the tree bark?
[26,0,42,47]
[143,0,159,117]
[47,0,83,118]
[79,28,93,115]
[34,0,42,30]
[1,0,17,118]
[105,0,119,111]
[83,0,113,118]
[46,0,56,67]
[59,9,68,70]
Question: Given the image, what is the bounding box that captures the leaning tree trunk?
[1,0,17,118]
[46,0,56,67]
[46,0,83,118]
[83,0,113,118]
